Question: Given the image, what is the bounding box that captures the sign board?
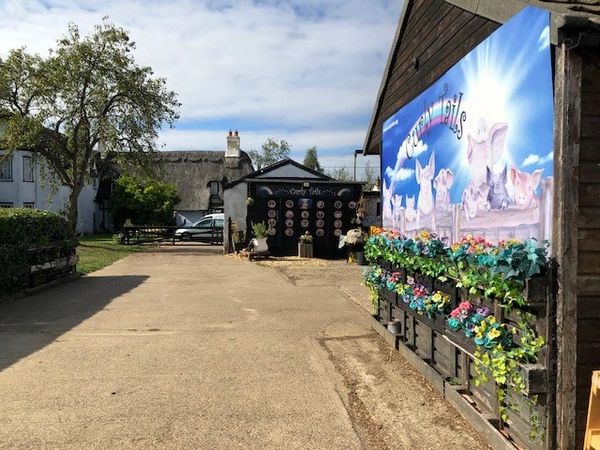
[381,6,554,244]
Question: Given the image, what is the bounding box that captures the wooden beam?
[553,40,582,449]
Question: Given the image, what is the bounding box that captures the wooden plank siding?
[365,0,500,155]
[576,48,600,447]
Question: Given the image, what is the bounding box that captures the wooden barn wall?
[576,48,600,446]
[365,0,500,155]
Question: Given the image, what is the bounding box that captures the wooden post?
[452,204,461,243]
[553,40,582,449]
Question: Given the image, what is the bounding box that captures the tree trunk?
[67,185,82,234]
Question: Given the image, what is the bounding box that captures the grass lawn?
[77,234,145,274]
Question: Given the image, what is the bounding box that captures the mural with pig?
[380,6,554,244]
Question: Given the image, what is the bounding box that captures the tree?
[108,175,180,227]
[303,146,323,172]
[362,160,376,187]
[248,138,290,170]
[327,167,352,182]
[0,20,180,231]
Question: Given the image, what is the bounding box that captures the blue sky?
[0,0,401,174]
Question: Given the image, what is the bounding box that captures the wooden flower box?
[414,272,434,290]
[444,327,477,356]
[380,288,397,306]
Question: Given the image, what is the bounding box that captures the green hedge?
[0,208,76,296]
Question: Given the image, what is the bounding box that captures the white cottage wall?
[223,183,248,252]
[0,150,99,234]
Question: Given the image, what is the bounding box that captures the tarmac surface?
[0,244,488,449]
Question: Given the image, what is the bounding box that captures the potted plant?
[250,221,269,253]
[298,231,313,258]
[345,228,367,265]
[231,221,245,252]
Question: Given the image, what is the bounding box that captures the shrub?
[108,175,180,228]
[0,208,76,296]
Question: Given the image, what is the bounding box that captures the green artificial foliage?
[108,175,180,227]
[364,229,550,439]
[0,208,75,295]
[0,20,180,232]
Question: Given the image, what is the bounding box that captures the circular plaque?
[267,199,276,208]
[334,219,342,228]
[301,219,309,228]
[316,200,325,209]
[285,228,294,236]
[316,211,325,219]
[268,218,277,227]
[285,200,294,208]
[334,210,342,219]
[334,229,342,237]
[285,210,294,219]
[268,210,277,218]
[301,211,309,219]
[334,200,342,209]
[268,227,276,236]
[316,219,324,228]
[316,229,324,237]
[285,219,294,228]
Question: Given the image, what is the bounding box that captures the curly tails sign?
[381,6,554,244]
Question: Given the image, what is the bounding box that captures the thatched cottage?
[156,131,254,226]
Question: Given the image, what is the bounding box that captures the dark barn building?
[363,1,600,448]
[224,159,362,257]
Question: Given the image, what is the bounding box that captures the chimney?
[225,129,241,158]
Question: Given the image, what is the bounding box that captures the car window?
[195,219,213,228]
[214,219,224,228]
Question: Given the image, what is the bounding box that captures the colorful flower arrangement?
[447,302,512,349]
[363,228,549,437]
[365,229,549,308]
[447,301,489,337]
[365,269,451,318]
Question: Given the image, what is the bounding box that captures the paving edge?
[370,314,515,450]
[0,273,82,306]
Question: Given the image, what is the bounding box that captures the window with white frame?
[0,156,13,181]
[0,202,13,208]
[209,181,219,195]
[22,155,34,182]
[23,202,34,209]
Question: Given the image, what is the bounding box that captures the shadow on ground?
[141,243,224,255]
[0,275,148,373]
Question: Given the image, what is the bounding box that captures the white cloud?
[0,0,402,152]
[538,25,550,51]
[522,150,553,167]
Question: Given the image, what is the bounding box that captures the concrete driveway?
[0,245,487,449]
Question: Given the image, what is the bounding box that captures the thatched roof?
[154,150,254,210]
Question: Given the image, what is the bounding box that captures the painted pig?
[510,167,543,209]
[382,178,393,227]
[434,168,454,212]
[461,183,490,220]
[486,165,510,209]
[416,152,435,217]
[391,194,403,229]
[405,196,417,223]
[467,119,508,187]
